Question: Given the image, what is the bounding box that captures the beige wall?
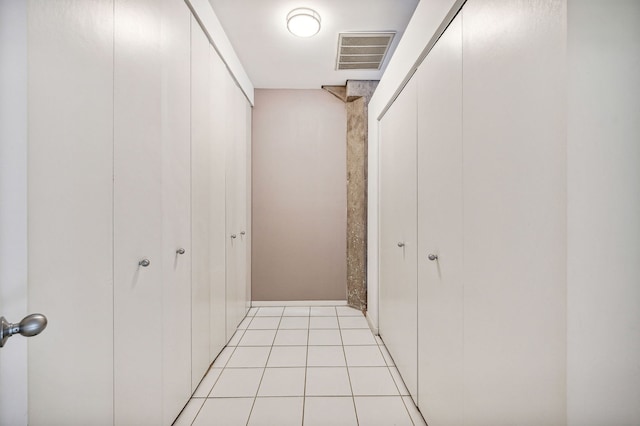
[252,89,347,301]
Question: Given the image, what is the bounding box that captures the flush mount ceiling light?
[287,8,321,38]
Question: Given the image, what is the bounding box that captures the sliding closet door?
[224,84,236,340]
[191,15,214,390]
[226,80,248,340]
[416,14,463,424]
[113,0,163,423]
[462,0,566,423]
[234,86,249,327]
[209,46,229,358]
[27,1,115,423]
[244,99,253,310]
[160,0,192,422]
[379,78,418,401]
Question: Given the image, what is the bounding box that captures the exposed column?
[323,80,378,312]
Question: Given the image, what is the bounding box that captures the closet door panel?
[27,1,115,423]
[462,1,567,423]
[209,47,228,357]
[235,87,249,326]
[225,74,240,339]
[378,78,418,401]
[160,0,192,422]
[191,16,213,389]
[416,14,463,424]
[244,99,253,311]
[113,0,163,423]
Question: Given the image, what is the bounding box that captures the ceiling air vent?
[336,32,396,70]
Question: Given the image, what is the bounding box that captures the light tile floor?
[174,305,427,426]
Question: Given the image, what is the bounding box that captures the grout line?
[184,307,413,425]
[337,312,360,425]
[190,308,257,417]
[302,313,310,425]
[201,343,240,397]
[377,343,408,403]
[244,313,283,425]
[201,368,223,399]
[183,310,246,424]
[376,341,417,425]
[400,395,418,426]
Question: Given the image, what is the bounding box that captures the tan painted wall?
[252,89,347,301]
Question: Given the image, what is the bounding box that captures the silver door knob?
[428,254,438,261]
[1,314,48,348]
[139,258,151,267]
[176,248,185,255]
[240,231,246,236]
[231,234,237,239]
[397,242,405,247]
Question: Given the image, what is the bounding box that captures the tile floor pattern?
[174,306,427,426]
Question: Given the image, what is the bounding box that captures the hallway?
[174,306,426,425]
[2,1,639,424]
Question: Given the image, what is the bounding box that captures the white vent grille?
[336,32,396,70]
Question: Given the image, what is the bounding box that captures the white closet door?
[225,77,240,339]
[160,0,191,422]
[113,0,163,423]
[244,99,253,310]
[416,14,463,424]
[379,78,418,401]
[462,0,566,423]
[209,46,228,357]
[235,87,249,326]
[27,1,114,423]
[190,15,213,390]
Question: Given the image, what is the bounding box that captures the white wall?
[567,1,640,424]
[0,1,28,425]
[367,0,462,328]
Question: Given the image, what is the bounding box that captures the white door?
[244,101,253,310]
[113,0,163,423]
[378,78,418,401]
[160,0,192,422]
[462,0,566,422]
[190,14,214,390]
[225,78,240,339]
[416,14,463,424]
[26,1,115,424]
[208,46,229,361]
[234,87,249,327]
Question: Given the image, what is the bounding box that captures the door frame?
[0,1,29,425]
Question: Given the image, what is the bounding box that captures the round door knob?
[1,313,48,347]
[16,314,48,337]
[176,248,186,255]
[240,231,246,236]
[397,242,405,247]
[139,259,151,267]
[428,254,438,261]
[231,234,237,239]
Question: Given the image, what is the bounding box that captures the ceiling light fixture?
[286,8,321,38]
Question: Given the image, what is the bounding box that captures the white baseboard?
[251,300,348,307]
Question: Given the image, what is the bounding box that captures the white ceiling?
[207,0,419,89]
